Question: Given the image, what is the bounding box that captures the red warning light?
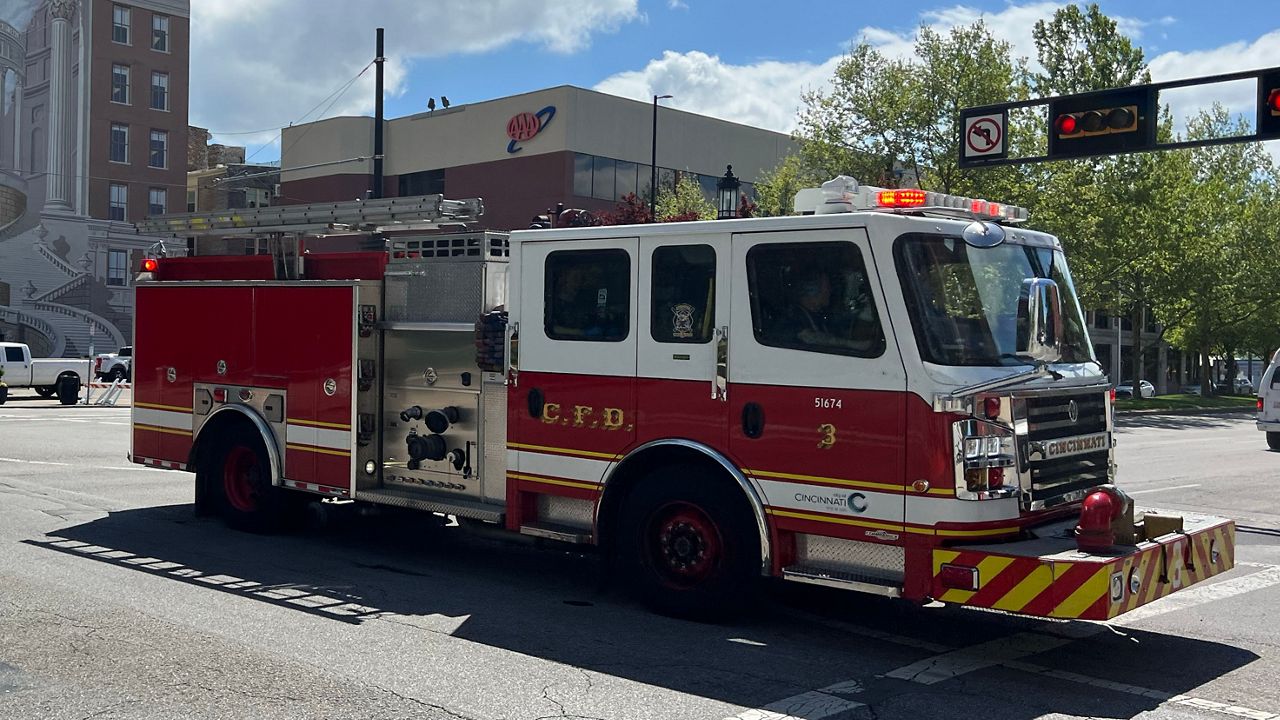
[140,258,159,273]
[1054,114,1080,135]
[876,189,927,208]
[1268,89,1280,115]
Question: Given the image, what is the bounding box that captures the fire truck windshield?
[895,233,1093,367]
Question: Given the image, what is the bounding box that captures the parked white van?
[1258,351,1280,449]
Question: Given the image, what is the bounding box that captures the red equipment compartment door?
[727,228,908,544]
[255,285,355,491]
[510,237,639,503]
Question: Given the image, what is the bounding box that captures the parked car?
[1114,380,1155,399]
[1233,377,1255,394]
[94,345,132,381]
[1182,382,1220,396]
[0,342,89,405]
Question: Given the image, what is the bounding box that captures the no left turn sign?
[963,112,1006,161]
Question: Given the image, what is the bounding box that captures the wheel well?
[189,409,280,511]
[596,442,769,572]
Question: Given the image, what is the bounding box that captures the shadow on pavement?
[27,503,1261,719]
[1116,411,1252,431]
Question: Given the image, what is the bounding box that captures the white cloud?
[191,0,640,149]
[593,50,839,134]
[1149,30,1280,133]
[667,0,688,9]
[591,1,1189,137]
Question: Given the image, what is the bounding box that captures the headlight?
[953,418,1018,500]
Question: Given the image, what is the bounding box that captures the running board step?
[782,565,902,598]
[355,487,504,523]
[519,523,593,545]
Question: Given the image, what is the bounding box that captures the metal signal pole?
[373,28,385,199]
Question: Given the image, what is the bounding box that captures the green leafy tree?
[655,173,715,222]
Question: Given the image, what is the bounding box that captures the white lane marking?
[1126,483,1203,496]
[725,681,864,720]
[0,456,139,471]
[883,631,1070,685]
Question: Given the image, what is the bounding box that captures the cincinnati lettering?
[1045,433,1108,458]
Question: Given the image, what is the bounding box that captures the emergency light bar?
[793,176,1029,223]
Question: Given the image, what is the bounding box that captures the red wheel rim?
[645,501,723,588]
[222,446,260,512]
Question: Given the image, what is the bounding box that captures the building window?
[572,153,593,197]
[616,160,638,200]
[151,14,169,52]
[148,129,167,168]
[544,249,631,342]
[112,5,130,44]
[107,249,128,286]
[651,244,715,344]
[746,241,885,358]
[150,71,168,110]
[591,156,616,201]
[148,187,166,216]
[109,123,128,163]
[186,189,196,212]
[397,169,444,196]
[109,183,127,221]
[111,64,129,104]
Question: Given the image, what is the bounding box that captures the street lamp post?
[650,94,672,220]
[716,165,741,219]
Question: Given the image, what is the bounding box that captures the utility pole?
[372,28,385,199]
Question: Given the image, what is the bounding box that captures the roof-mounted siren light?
[793,175,861,215]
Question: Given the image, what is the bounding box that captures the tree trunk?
[1201,346,1213,396]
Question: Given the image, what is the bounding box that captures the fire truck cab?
[131,178,1234,620]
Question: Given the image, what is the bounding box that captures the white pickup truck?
[94,345,132,381]
[0,342,89,405]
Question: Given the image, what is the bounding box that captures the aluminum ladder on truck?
[135,194,486,279]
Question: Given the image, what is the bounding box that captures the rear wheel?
[34,386,55,398]
[56,375,79,405]
[108,366,127,382]
[1268,432,1280,451]
[204,424,287,532]
[618,465,760,620]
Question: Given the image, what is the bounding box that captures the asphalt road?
[1,390,1278,720]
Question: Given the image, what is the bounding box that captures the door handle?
[712,326,728,401]
[742,402,764,438]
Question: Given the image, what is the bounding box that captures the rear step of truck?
[357,487,504,524]
[781,565,902,598]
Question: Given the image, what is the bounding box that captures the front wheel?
[1268,432,1280,451]
[108,366,127,382]
[618,466,760,620]
[34,386,55,398]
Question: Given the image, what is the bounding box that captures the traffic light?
[1257,71,1280,139]
[1047,86,1156,160]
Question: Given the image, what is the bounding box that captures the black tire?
[108,366,126,382]
[617,465,760,620]
[56,375,80,405]
[1268,432,1280,451]
[34,386,55,398]
[201,424,289,532]
[0,387,7,405]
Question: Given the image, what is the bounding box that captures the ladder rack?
[136,194,484,237]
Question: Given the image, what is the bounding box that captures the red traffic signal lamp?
[1047,86,1155,160]
[1258,72,1280,139]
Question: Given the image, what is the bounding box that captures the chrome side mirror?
[1017,278,1063,364]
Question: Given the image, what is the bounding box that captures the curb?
[1116,405,1255,417]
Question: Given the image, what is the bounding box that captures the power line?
[244,61,374,164]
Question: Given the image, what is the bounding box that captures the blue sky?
[187,1,1280,163]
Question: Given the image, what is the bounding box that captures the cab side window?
[746,241,885,358]
[4,347,23,362]
[544,249,631,342]
[651,244,715,344]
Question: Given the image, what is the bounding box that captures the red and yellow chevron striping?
[932,519,1235,620]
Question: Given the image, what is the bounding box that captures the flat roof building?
[280,85,796,230]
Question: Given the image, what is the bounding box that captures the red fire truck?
[131,179,1234,619]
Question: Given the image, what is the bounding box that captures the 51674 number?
[814,397,842,409]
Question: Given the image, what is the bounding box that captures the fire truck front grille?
[1023,391,1110,509]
